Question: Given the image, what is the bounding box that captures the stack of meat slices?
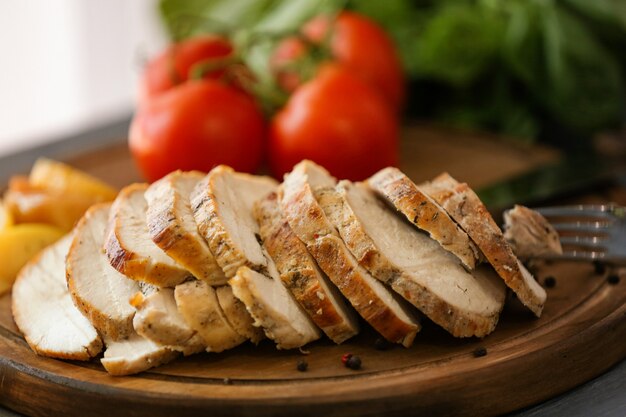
[12,161,551,375]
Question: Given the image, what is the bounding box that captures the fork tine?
[552,222,610,233]
[530,205,625,263]
[536,205,616,220]
[559,236,607,250]
[557,250,607,261]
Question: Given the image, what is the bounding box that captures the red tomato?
[139,35,233,104]
[130,80,265,182]
[305,12,405,111]
[271,12,405,111]
[269,64,398,181]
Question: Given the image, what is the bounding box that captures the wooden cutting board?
[51,124,560,191]
[1,263,624,417]
[0,126,624,417]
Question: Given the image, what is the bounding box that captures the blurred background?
[0,3,625,415]
[1,0,625,160]
[0,0,166,156]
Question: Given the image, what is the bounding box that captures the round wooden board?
[0,133,623,416]
[1,261,624,417]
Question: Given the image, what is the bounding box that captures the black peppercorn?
[473,347,487,358]
[607,274,620,285]
[593,261,606,275]
[296,359,308,372]
[374,338,390,351]
[345,355,361,370]
[543,276,556,288]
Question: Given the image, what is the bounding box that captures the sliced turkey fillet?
[368,167,479,269]
[191,166,312,348]
[254,191,359,344]
[503,205,563,259]
[12,235,102,360]
[280,161,337,244]
[189,166,319,348]
[334,181,506,337]
[191,165,279,278]
[66,203,139,341]
[179,334,206,356]
[421,173,546,316]
[146,171,226,285]
[130,287,205,355]
[174,281,249,352]
[230,262,321,349]
[281,161,420,346]
[215,285,264,344]
[101,332,178,376]
[105,183,190,287]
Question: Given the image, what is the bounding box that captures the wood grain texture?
[51,124,559,192]
[0,262,624,417]
[1,128,624,417]
[399,125,558,189]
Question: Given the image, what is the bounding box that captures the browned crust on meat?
[254,192,358,344]
[101,344,179,376]
[66,203,134,341]
[190,166,257,278]
[322,183,395,284]
[311,235,418,346]
[280,172,335,244]
[368,168,478,269]
[334,182,500,337]
[423,173,545,316]
[178,334,207,356]
[389,267,500,337]
[25,339,102,361]
[229,267,321,350]
[215,285,265,344]
[104,183,189,287]
[66,278,131,340]
[30,345,101,361]
[146,171,227,285]
[131,291,197,348]
[174,281,247,352]
[281,166,419,346]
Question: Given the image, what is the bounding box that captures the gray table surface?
[0,118,624,417]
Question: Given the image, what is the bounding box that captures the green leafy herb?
[412,4,503,87]
[158,0,626,144]
[160,0,341,40]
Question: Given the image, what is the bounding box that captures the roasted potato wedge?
[29,158,118,202]
[4,177,97,231]
[0,200,12,231]
[0,223,64,294]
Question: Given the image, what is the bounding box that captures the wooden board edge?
[0,299,624,417]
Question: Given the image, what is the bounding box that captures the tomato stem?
[188,55,240,80]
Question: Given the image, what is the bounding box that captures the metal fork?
[534,204,626,264]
